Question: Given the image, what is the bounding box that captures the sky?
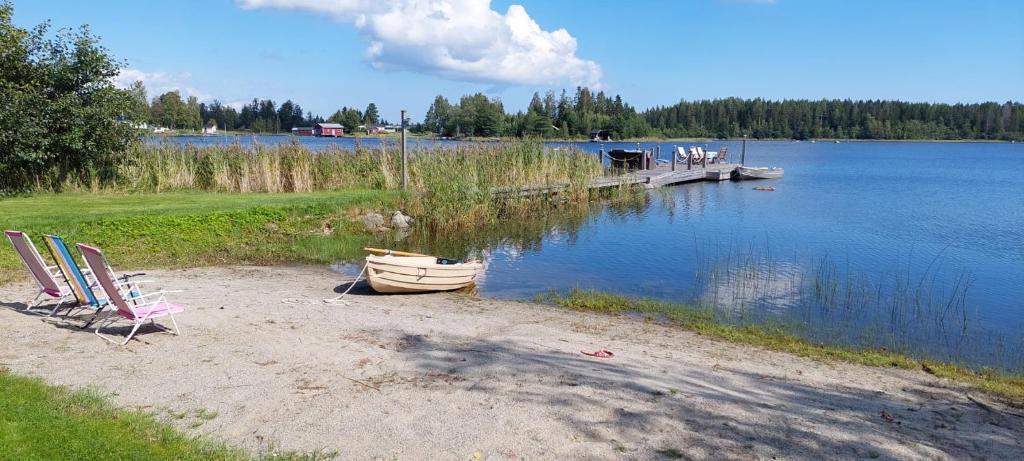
[11,0,1024,120]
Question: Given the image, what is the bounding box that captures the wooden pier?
[492,162,739,197]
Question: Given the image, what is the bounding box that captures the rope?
[323,262,369,304]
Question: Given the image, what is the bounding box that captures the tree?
[151,91,186,129]
[423,95,451,135]
[127,81,149,123]
[0,1,138,193]
[363,102,379,127]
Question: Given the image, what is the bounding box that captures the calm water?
[162,136,1024,370]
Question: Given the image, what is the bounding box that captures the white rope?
[323,262,369,304]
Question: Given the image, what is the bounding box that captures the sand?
[1,265,1021,460]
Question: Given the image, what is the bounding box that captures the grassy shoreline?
[0,190,397,285]
[541,289,1024,406]
[0,369,335,460]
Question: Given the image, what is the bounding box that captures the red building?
[291,126,314,136]
[314,122,344,137]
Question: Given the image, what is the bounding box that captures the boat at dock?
[364,248,482,294]
[732,166,784,180]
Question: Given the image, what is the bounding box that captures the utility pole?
[400,109,408,190]
[741,135,747,166]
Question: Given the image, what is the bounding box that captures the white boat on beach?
[733,166,784,180]
[364,249,482,294]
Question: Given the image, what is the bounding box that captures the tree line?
[416,89,1024,141]
[418,87,649,139]
[130,84,393,134]
[644,98,1024,140]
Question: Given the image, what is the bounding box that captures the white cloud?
[114,68,212,102]
[236,0,602,87]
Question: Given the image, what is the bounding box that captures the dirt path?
[1,266,1020,460]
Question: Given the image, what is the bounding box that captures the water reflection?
[322,140,1024,372]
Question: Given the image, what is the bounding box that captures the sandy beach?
[1,265,1021,460]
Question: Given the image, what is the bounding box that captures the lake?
[159,136,1024,370]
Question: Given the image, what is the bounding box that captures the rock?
[391,211,414,229]
[361,212,386,232]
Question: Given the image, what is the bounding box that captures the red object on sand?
[581,349,615,358]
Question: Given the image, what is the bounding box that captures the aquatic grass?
[545,289,1024,406]
[116,141,385,193]
[402,141,606,232]
[49,140,610,233]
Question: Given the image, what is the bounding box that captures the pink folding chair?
[77,243,183,345]
[5,230,72,313]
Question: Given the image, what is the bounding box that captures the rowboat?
[363,248,483,294]
[732,166,784,180]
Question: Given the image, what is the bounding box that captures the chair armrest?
[124,290,181,301]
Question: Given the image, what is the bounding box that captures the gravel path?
[1,265,1021,460]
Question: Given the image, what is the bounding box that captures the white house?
[203,121,218,134]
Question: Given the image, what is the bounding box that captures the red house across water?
[291,126,314,136]
[314,122,344,137]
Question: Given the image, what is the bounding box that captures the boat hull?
[732,166,784,180]
[365,255,482,294]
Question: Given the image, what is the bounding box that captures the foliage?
[0,1,138,195]
[150,91,202,130]
[402,141,604,232]
[546,289,1024,406]
[644,97,1024,140]
[418,88,652,139]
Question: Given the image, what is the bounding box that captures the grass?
[0,189,398,285]
[0,369,245,460]
[0,369,337,460]
[542,289,1024,406]
[25,140,612,233]
[1,140,620,283]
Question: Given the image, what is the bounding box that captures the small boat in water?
[732,166,784,180]
[364,248,482,294]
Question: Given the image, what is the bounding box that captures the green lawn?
[0,369,246,460]
[0,369,338,460]
[0,190,398,285]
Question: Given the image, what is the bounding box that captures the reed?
[115,141,385,193]
[95,140,609,232]
[686,241,1012,371]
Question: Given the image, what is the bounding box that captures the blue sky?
[12,0,1023,120]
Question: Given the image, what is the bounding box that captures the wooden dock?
[492,162,739,197]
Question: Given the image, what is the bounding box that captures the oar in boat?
[363,247,431,257]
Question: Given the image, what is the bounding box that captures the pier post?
[401,109,408,190]
[741,135,747,166]
[671,145,676,171]
[687,149,692,170]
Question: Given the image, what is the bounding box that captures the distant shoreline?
[146,131,1019,144]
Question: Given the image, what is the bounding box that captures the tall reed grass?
[103,140,609,232]
[686,241,1014,370]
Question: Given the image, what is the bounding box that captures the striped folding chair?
[4,230,72,314]
[43,234,117,326]
[77,243,183,345]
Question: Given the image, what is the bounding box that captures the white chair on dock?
[675,146,689,163]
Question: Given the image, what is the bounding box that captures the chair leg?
[25,292,44,312]
[167,312,181,336]
[95,316,124,345]
[46,297,69,318]
[122,321,144,345]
